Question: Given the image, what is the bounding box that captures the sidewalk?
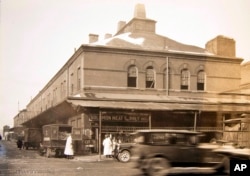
[73,154,117,162]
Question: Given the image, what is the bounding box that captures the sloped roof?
[90,32,212,55]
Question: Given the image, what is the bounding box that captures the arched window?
[181,69,189,90]
[127,65,137,87]
[146,66,155,88]
[197,70,205,91]
[163,67,171,89]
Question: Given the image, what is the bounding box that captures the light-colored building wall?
[241,61,250,87]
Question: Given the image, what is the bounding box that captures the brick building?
[15,4,250,154]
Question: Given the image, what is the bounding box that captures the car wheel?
[147,157,170,176]
[117,150,131,163]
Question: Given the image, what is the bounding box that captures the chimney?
[205,35,236,57]
[117,21,126,32]
[104,33,112,39]
[134,3,146,18]
[88,34,99,43]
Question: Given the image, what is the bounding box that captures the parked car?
[114,142,134,163]
[131,129,226,176]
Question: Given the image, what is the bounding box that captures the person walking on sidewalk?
[64,133,74,159]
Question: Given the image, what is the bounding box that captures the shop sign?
[89,112,149,122]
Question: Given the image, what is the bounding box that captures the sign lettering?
[89,112,149,122]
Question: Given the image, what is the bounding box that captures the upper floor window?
[127,65,137,87]
[181,69,189,90]
[77,67,81,91]
[70,73,74,94]
[146,66,155,88]
[53,88,57,105]
[61,80,67,97]
[61,82,64,97]
[197,70,205,91]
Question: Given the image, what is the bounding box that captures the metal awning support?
[194,111,198,131]
[98,109,102,161]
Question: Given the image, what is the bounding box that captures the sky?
[1,0,250,134]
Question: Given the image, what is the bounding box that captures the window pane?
[146,68,154,81]
[128,66,137,77]
[146,66,155,88]
[197,83,204,90]
[198,71,205,83]
[197,71,205,90]
[128,66,137,87]
[146,80,154,88]
[181,69,189,90]
[128,77,136,87]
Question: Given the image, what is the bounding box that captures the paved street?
[0,140,141,176]
[0,140,227,176]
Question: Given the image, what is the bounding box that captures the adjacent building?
[14,4,250,154]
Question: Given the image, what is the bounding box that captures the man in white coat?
[103,134,112,158]
[64,133,74,159]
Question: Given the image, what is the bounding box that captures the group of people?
[11,132,124,159]
[102,134,121,158]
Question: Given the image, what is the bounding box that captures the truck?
[23,128,42,150]
[222,116,250,148]
[40,124,82,157]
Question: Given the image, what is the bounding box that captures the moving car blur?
[131,129,227,176]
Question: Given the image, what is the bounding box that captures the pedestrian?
[111,136,118,157]
[17,138,23,150]
[64,133,74,159]
[103,134,112,158]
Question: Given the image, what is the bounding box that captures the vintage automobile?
[114,142,134,163]
[131,129,226,176]
[113,132,136,163]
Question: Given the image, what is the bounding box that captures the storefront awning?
[67,99,250,112]
[22,101,79,127]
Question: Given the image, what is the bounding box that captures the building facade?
[15,4,250,154]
